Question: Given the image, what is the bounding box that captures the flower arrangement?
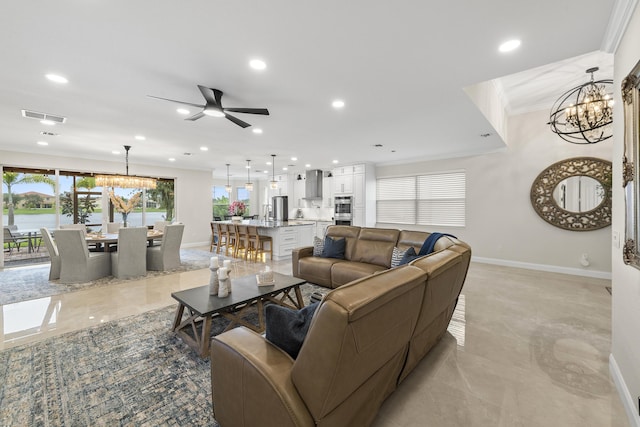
[228,200,246,216]
[108,190,142,226]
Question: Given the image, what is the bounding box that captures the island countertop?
[213,219,316,228]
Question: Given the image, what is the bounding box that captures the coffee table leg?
[294,285,305,308]
[172,303,186,331]
[200,315,213,357]
[257,299,265,331]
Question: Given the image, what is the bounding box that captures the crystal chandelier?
[245,160,253,191]
[95,145,156,189]
[548,67,613,144]
[224,163,232,193]
[269,154,278,189]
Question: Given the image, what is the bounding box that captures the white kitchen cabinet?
[315,220,333,238]
[258,224,314,260]
[333,167,354,194]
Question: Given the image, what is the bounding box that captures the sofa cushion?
[326,225,361,261]
[351,227,399,268]
[418,233,457,255]
[313,236,324,256]
[399,246,418,265]
[322,236,346,259]
[299,256,346,287]
[331,261,387,287]
[396,230,429,253]
[265,302,320,359]
[391,246,411,268]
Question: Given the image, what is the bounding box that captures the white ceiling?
[0,1,624,178]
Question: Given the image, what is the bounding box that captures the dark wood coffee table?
[171,272,306,357]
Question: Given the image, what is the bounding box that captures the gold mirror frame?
[530,157,612,231]
[622,60,640,268]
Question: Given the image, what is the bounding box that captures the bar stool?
[234,224,249,259]
[247,225,272,262]
[218,223,232,256]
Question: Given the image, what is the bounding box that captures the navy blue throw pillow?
[265,302,320,359]
[321,236,346,259]
[399,246,420,265]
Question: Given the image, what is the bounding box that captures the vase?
[122,212,128,227]
[231,216,243,222]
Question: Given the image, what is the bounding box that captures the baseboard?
[472,256,612,279]
[610,354,640,427]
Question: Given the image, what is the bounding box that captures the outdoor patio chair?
[3,226,29,254]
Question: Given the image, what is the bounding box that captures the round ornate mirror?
[530,157,612,231]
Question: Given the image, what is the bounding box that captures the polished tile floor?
[0,251,629,426]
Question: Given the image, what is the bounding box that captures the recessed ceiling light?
[37,141,48,146]
[291,157,297,161]
[249,59,267,70]
[177,108,190,115]
[200,146,208,151]
[135,135,146,140]
[282,167,288,171]
[45,74,68,84]
[40,119,56,126]
[499,39,521,53]
[332,100,345,109]
[305,164,311,168]
[112,150,121,155]
[266,161,272,165]
[168,158,176,162]
[252,128,263,134]
[332,159,339,164]
[263,170,269,174]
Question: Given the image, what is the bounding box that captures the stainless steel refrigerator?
[272,196,288,221]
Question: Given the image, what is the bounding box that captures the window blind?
[376,171,465,226]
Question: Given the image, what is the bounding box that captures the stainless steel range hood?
[304,169,323,199]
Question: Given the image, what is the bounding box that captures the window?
[212,186,230,219]
[376,171,465,227]
[237,188,250,215]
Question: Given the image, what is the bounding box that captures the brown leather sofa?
[210,227,471,426]
[292,225,466,288]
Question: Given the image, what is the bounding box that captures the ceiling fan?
[148,85,269,128]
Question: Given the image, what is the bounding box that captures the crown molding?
[601,0,639,53]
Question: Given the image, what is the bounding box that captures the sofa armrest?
[292,246,313,277]
[211,327,314,427]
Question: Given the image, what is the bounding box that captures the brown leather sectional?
[210,225,471,426]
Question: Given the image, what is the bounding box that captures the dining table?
[85,229,164,251]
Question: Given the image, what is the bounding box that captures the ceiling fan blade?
[223,107,270,115]
[225,114,251,128]
[185,112,205,121]
[147,95,204,109]
[197,85,219,106]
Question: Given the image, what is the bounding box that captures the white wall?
[376,108,612,277]
[1,150,213,247]
[612,3,640,425]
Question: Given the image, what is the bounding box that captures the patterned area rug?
[0,249,226,306]
[0,284,323,426]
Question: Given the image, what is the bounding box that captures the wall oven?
[334,196,352,225]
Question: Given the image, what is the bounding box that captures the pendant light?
[270,154,278,189]
[95,145,156,189]
[224,163,232,193]
[245,160,253,191]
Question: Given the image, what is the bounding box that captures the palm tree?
[2,172,55,225]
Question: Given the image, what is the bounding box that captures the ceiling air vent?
[21,109,67,124]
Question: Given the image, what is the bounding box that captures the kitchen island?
[213,219,315,260]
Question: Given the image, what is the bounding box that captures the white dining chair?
[111,227,148,279]
[153,220,171,232]
[106,222,123,233]
[59,223,87,235]
[40,227,61,280]
[55,229,111,283]
[146,223,184,271]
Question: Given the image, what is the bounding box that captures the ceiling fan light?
[203,109,225,118]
